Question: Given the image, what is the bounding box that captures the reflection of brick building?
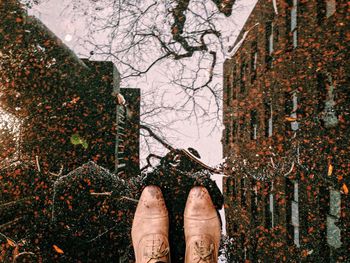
[1,2,140,260]
[222,1,349,261]
[0,0,140,177]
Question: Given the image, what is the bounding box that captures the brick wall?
[222,0,349,261]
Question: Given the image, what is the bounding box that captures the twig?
[90,192,113,196]
[284,162,295,177]
[270,157,276,169]
[0,231,17,245]
[140,124,174,151]
[140,154,163,172]
[0,197,34,209]
[87,225,118,243]
[119,196,139,203]
[0,218,23,231]
[49,165,64,177]
[35,156,41,173]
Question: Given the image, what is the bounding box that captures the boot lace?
[146,241,170,263]
[193,241,214,262]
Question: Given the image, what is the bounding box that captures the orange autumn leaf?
[327,164,333,176]
[301,249,308,257]
[343,184,349,195]
[7,238,16,247]
[285,116,297,122]
[53,245,64,254]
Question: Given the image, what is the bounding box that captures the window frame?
[232,119,238,143]
[240,61,248,93]
[285,90,299,131]
[326,0,336,18]
[290,0,298,48]
[250,109,258,140]
[226,74,231,107]
[264,101,273,137]
[265,182,275,229]
[318,73,338,128]
[327,189,342,248]
[251,41,258,82]
[241,177,247,208]
[291,180,300,247]
[265,21,274,68]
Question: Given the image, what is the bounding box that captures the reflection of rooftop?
[25,15,89,70]
[0,0,120,117]
[1,0,139,176]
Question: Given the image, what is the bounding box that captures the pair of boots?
[131,185,221,263]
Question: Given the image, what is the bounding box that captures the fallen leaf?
[327,164,333,176]
[285,116,297,122]
[7,238,16,247]
[53,245,64,254]
[70,133,88,149]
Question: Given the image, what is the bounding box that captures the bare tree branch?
[140,124,174,151]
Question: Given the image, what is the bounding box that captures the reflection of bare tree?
[26,0,244,131]
[22,0,256,163]
[68,0,235,80]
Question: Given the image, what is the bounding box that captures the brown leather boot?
[132,185,170,263]
[184,186,221,263]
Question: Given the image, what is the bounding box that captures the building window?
[264,101,273,137]
[240,62,247,93]
[285,90,299,131]
[265,22,274,68]
[317,0,336,23]
[275,24,279,47]
[241,177,247,208]
[251,181,259,223]
[269,182,275,228]
[232,65,237,100]
[269,23,274,55]
[226,75,231,107]
[326,0,336,17]
[291,0,298,48]
[226,177,237,202]
[233,177,238,200]
[225,124,230,144]
[327,189,342,248]
[116,105,127,174]
[318,186,330,257]
[317,73,338,128]
[265,182,275,229]
[291,180,300,247]
[291,91,299,131]
[317,0,326,24]
[251,41,258,82]
[232,120,238,142]
[239,115,246,138]
[250,109,258,140]
[286,179,300,247]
